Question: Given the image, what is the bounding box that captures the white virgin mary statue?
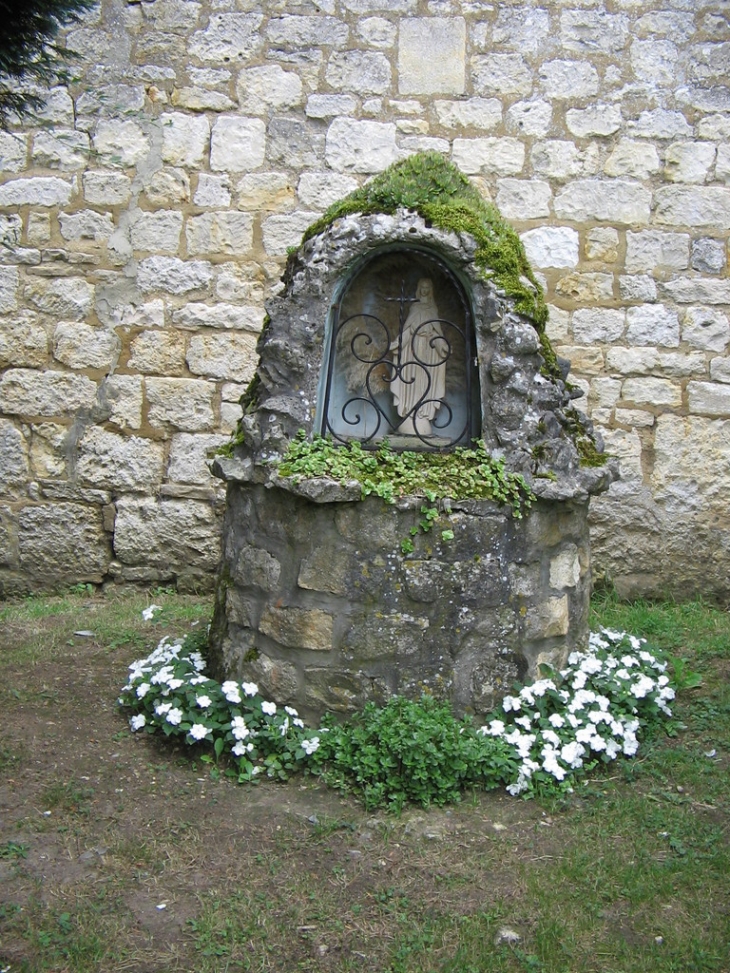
[389,278,448,436]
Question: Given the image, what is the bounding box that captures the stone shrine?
[209,157,617,720]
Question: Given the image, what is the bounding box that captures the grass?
[0,587,728,972]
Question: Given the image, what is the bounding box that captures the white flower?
[189,675,209,686]
[231,716,250,740]
[542,729,561,748]
[232,740,249,757]
[166,708,183,725]
[580,656,603,675]
[222,681,242,703]
[142,604,162,621]
[589,734,607,752]
[130,714,146,731]
[630,675,656,699]
[167,678,184,691]
[136,682,151,699]
[293,718,304,728]
[242,682,258,697]
[548,713,564,728]
[486,719,505,736]
[154,702,172,716]
[302,737,320,755]
[560,741,585,769]
[261,700,277,716]
[279,717,290,736]
[189,723,209,741]
[515,715,532,730]
[196,695,212,709]
[502,695,521,712]
[285,706,299,717]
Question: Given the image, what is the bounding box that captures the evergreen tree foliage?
[0,0,96,127]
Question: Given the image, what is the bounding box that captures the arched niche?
[318,247,480,450]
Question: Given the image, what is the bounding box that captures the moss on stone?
[301,152,548,331]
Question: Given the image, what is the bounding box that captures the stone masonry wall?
[0,0,728,598]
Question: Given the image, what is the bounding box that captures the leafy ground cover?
[0,587,728,972]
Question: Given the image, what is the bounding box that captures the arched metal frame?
[320,247,479,450]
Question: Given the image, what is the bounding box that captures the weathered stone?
[625,230,689,274]
[237,65,303,114]
[236,172,294,211]
[664,142,717,184]
[82,171,132,204]
[186,212,254,255]
[622,377,682,408]
[92,119,149,168]
[305,94,358,119]
[561,10,629,55]
[137,257,212,295]
[628,109,692,141]
[539,60,598,99]
[210,116,266,172]
[266,15,348,47]
[0,176,74,207]
[326,50,391,95]
[170,87,234,112]
[145,378,215,431]
[654,187,730,229]
[18,503,110,582]
[0,419,28,493]
[101,375,143,430]
[433,97,501,130]
[556,272,614,303]
[114,496,220,570]
[130,211,183,252]
[186,332,258,383]
[116,301,165,329]
[506,100,551,137]
[495,180,551,220]
[172,302,263,333]
[452,137,524,176]
[585,227,619,262]
[128,330,186,375]
[298,545,349,595]
[194,173,231,208]
[189,12,262,62]
[472,54,531,96]
[0,369,97,417]
[297,172,359,210]
[0,266,18,313]
[32,130,90,169]
[699,114,730,141]
[652,415,730,513]
[531,141,599,181]
[76,428,164,490]
[550,546,580,590]
[566,105,621,138]
[604,140,661,179]
[28,422,67,477]
[53,323,119,370]
[625,305,679,347]
[682,307,730,353]
[520,226,579,269]
[267,118,324,169]
[524,597,569,639]
[160,112,210,168]
[143,168,190,206]
[0,131,28,171]
[260,605,334,652]
[262,211,320,257]
[325,117,400,173]
[661,278,730,305]
[572,308,625,344]
[688,382,730,418]
[710,358,730,384]
[619,275,657,302]
[631,38,678,86]
[357,17,396,48]
[398,18,465,95]
[692,238,726,274]
[554,180,651,223]
[0,313,47,368]
[167,433,228,485]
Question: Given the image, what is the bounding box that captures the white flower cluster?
[479,629,675,797]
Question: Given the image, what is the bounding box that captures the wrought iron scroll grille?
[321,253,476,450]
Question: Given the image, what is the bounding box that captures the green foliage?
[277,432,535,519]
[310,696,520,811]
[301,152,549,335]
[0,0,97,127]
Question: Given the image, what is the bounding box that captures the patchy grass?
[0,589,727,972]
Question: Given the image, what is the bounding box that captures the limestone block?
[297,172,359,210]
[0,369,97,416]
[53,323,119,370]
[0,419,29,493]
[343,0,415,10]
[539,60,599,100]
[520,226,578,269]
[25,277,94,318]
[189,12,263,61]
[655,187,730,229]
[128,211,182,253]
[159,112,210,169]
[267,118,325,169]
[472,54,531,96]
[0,177,74,207]
[326,118,400,174]
[692,238,726,273]
[92,119,149,168]
[116,301,165,329]
[555,272,614,303]
[27,214,50,246]
[137,257,212,295]
[0,131,27,171]
[531,141,599,181]
[146,378,215,432]
[585,227,619,262]
[266,15,348,47]
[566,105,621,138]
[688,382,730,418]
[607,347,705,379]
[400,137,449,155]
[298,546,349,595]
[625,305,679,347]
[18,503,110,582]
[210,117,265,172]
[102,375,143,430]
[554,180,651,223]
[495,180,551,220]
[550,547,580,590]
[652,415,730,514]
[170,88,234,112]
[452,137,524,176]
[357,17,396,48]
[710,358,730,384]
[625,230,689,274]
[682,307,730,353]
[173,302,263,333]
[236,172,294,211]
[143,168,190,206]
[83,171,132,205]
[237,65,303,114]
[305,94,358,119]
[631,38,678,86]
[186,212,254,257]
[0,214,20,249]
[28,422,67,477]
[661,279,730,305]
[0,266,18,313]
[604,140,660,179]
[622,377,681,408]
[326,50,391,95]
[167,433,228,485]
[628,109,692,141]
[545,305,569,342]
[490,6,549,53]
[260,605,334,652]
[32,130,90,169]
[668,142,718,186]
[614,409,654,428]
[230,542,281,592]
[433,97,501,130]
[600,428,643,481]
[572,308,625,344]
[27,86,74,127]
[128,330,186,375]
[590,377,622,409]
[186,332,258,383]
[58,210,114,243]
[398,18,465,95]
[689,41,730,84]
[699,114,730,140]
[556,346,603,375]
[524,596,569,639]
[193,173,230,209]
[506,100,552,137]
[619,275,657,302]
[76,427,164,490]
[560,10,629,55]
[0,312,47,368]
[75,84,146,119]
[113,496,221,570]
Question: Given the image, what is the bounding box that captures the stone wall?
[0,0,728,598]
